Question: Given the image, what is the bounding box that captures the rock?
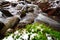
[20,10,26,18]
[0,16,20,37]
[20,13,26,18]
[16,3,24,10]
[18,13,35,28]
[25,0,31,4]
[37,2,50,12]
[37,0,48,3]
[0,9,13,17]
[28,7,34,12]
[26,0,31,3]
[0,21,5,30]
[55,7,60,16]
[6,28,14,33]
[11,3,17,7]
[37,1,60,17]
[1,1,10,7]
[35,13,60,31]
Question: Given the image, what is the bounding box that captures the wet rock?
[19,1,26,5]
[20,13,26,18]
[20,10,26,18]
[11,3,17,7]
[37,1,60,17]
[0,16,20,37]
[1,1,10,7]
[26,0,31,3]
[0,21,5,30]
[46,9,56,16]
[35,13,60,31]
[6,28,14,33]
[18,13,35,28]
[20,7,34,18]
[25,0,31,4]
[37,2,50,12]
[0,9,13,17]
[37,0,48,3]
[55,7,60,16]
[16,3,24,10]
[28,7,34,12]
[43,7,60,16]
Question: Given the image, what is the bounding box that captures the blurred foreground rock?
[0,16,20,39]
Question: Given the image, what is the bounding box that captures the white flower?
[41,29,44,32]
[32,29,34,32]
[46,34,53,40]
[3,34,14,40]
[21,34,28,40]
[30,33,37,40]
[14,31,19,35]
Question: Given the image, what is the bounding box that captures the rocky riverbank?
[0,0,60,39]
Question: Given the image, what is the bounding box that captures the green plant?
[3,23,60,40]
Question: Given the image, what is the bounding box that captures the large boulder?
[0,16,20,38]
[35,13,60,31]
[18,13,35,28]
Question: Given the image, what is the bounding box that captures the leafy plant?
[3,23,60,40]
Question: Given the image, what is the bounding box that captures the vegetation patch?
[3,23,60,40]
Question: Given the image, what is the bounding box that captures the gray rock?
[35,13,60,31]
[18,13,35,27]
[0,16,20,36]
